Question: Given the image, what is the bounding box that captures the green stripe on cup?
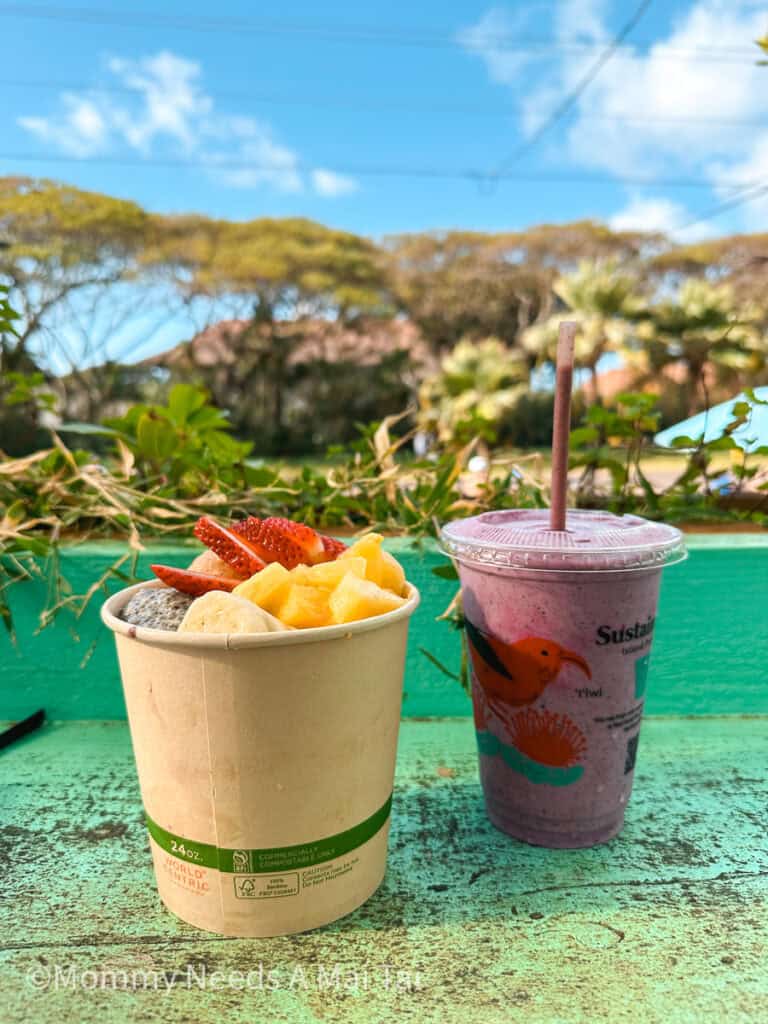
[476,730,584,786]
[145,794,393,874]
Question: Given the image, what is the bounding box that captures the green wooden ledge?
[2,535,768,719]
[2,533,766,1021]
[1,717,766,1024]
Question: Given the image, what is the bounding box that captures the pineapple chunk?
[340,533,406,596]
[234,562,292,614]
[236,541,407,630]
[276,584,333,629]
[293,556,367,590]
[329,573,406,624]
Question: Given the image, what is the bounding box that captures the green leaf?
[585,405,614,426]
[669,434,701,449]
[167,384,207,424]
[635,465,660,512]
[186,405,229,430]
[602,457,629,489]
[0,284,21,338]
[616,391,658,413]
[569,426,599,447]
[245,465,280,487]
[431,562,459,580]
[704,436,738,451]
[136,413,177,460]
[59,422,121,437]
[205,430,249,462]
[104,404,148,435]
[6,535,51,556]
[418,646,461,682]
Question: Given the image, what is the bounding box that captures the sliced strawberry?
[319,534,347,560]
[231,516,263,543]
[234,516,325,569]
[151,565,239,596]
[193,516,265,576]
[233,516,346,565]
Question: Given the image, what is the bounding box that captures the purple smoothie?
[440,509,685,848]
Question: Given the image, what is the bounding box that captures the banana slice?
[178,591,292,634]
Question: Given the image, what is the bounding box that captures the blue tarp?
[654,387,768,453]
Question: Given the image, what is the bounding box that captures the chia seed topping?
[120,587,194,630]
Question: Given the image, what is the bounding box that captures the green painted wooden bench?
[2,535,767,1023]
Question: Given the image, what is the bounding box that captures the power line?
[0,150,760,191]
[491,0,654,179]
[679,183,768,233]
[0,3,758,62]
[2,77,767,127]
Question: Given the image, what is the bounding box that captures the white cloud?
[17,50,359,198]
[608,195,722,241]
[610,196,689,235]
[566,0,768,230]
[459,1,609,131]
[106,52,211,153]
[555,0,609,43]
[456,7,538,85]
[708,136,768,226]
[199,113,303,193]
[310,169,359,197]
[19,94,107,156]
[520,0,611,135]
[461,1,768,231]
[562,1,767,177]
[67,97,107,147]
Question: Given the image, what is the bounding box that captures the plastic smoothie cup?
[101,579,419,937]
[439,509,685,848]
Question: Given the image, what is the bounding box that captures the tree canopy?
[142,213,390,319]
[1,174,766,455]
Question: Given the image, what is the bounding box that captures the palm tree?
[520,260,640,400]
[624,280,765,414]
[417,337,528,446]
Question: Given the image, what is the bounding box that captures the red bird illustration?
[465,619,591,728]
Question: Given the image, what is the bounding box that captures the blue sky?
[3,0,767,242]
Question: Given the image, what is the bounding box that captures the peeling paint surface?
[1,718,767,1023]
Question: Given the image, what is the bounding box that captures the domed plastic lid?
[439,509,686,573]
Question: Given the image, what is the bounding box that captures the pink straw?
[550,321,577,532]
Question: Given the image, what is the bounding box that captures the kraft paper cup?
[101,580,420,937]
